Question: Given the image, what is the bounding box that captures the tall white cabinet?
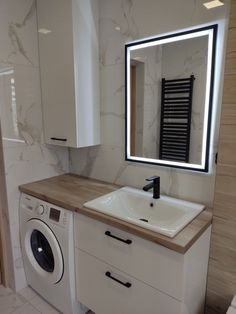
[37,0,100,147]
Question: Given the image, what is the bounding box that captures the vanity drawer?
[75,213,184,300]
[76,248,181,314]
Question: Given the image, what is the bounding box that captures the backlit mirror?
[125,25,217,172]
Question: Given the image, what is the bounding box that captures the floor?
[0,285,94,314]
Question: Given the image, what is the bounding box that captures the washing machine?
[19,193,87,314]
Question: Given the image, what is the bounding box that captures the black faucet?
[143,176,160,199]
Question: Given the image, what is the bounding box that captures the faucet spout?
[143,182,154,192]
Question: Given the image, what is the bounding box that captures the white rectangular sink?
[84,187,205,238]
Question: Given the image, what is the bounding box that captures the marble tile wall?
[70,0,229,207]
[0,0,69,291]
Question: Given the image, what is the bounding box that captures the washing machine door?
[23,219,64,284]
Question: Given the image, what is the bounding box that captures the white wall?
[132,46,163,159]
[70,0,229,207]
[0,0,69,291]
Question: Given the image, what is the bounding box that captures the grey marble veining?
[8,22,33,65]
[70,0,229,209]
[0,0,69,291]
[0,0,39,67]
[99,0,140,66]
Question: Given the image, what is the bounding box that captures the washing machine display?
[49,207,61,222]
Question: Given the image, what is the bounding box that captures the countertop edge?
[19,174,213,254]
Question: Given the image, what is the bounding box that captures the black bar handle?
[105,231,132,245]
[50,137,67,142]
[105,271,132,288]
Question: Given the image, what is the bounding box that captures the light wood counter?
[19,173,212,254]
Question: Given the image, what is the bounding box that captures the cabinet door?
[37,0,100,148]
[75,213,184,300]
[37,0,77,147]
[76,249,181,314]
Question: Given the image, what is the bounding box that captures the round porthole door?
[23,219,64,284]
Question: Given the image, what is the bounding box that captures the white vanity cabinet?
[75,213,211,314]
[37,0,100,148]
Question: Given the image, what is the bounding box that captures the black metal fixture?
[143,176,160,199]
[105,231,132,245]
[105,271,132,288]
[159,75,195,162]
[50,137,67,142]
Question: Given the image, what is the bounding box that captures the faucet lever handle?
[146,176,160,182]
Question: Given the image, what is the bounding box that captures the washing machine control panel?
[21,193,71,228]
[36,204,69,227]
[49,207,68,227]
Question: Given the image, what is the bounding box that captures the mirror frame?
[125,24,218,173]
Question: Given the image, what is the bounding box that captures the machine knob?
[36,205,44,215]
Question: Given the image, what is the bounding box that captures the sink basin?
[84,187,205,238]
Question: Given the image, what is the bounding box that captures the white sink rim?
[84,187,205,238]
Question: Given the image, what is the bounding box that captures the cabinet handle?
[105,231,132,244]
[50,137,67,142]
[105,271,132,288]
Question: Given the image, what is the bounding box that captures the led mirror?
[125,25,217,172]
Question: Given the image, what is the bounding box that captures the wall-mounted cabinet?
[37,0,100,148]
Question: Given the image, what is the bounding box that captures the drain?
[139,218,149,223]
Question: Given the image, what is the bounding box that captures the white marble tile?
[4,143,68,215]
[18,286,37,302]
[0,63,43,144]
[100,64,125,147]
[29,294,60,314]
[0,0,39,67]
[0,287,26,314]
[99,0,229,67]
[0,285,14,297]
[0,286,61,314]
[70,145,124,183]
[99,0,139,66]
[12,302,40,314]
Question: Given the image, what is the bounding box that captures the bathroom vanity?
[75,214,211,314]
[19,174,212,314]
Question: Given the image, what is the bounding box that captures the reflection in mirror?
[0,67,23,143]
[125,25,217,172]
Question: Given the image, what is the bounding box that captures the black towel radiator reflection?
[159,75,195,163]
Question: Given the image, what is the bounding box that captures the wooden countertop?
[19,174,212,254]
